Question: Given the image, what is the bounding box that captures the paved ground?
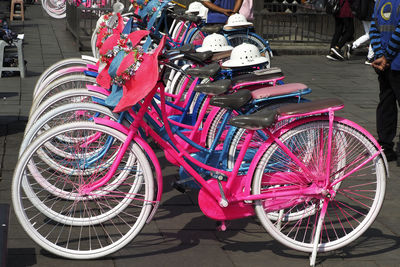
[0,3,400,267]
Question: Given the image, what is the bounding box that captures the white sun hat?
[198,5,208,20]
[185,1,203,14]
[222,43,268,68]
[223,13,253,30]
[196,33,233,52]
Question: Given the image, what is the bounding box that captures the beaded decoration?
[99,33,136,64]
[113,49,144,86]
[96,13,114,48]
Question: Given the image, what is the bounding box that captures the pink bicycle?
[12,66,387,267]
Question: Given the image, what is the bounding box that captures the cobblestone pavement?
[0,3,399,267]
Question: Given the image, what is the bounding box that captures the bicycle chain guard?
[198,180,254,221]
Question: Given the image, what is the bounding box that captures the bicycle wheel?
[205,107,240,149]
[22,102,119,156]
[91,30,99,58]
[13,122,154,259]
[167,64,191,98]
[172,21,188,43]
[252,118,386,253]
[27,88,107,131]
[187,28,205,47]
[226,32,271,67]
[34,58,96,91]
[30,76,98,116]
[33,66,89,98]
[41,0,66,19]
[20,104,123,202]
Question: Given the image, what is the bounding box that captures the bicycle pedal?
[172,181,186,193]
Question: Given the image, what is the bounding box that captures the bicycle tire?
[26,88,108,133]
[187,28,205,47]
[252,118,386,253]
[13,121,154,259]
[33,66,89,98]
[20,103,122,201]
[30,75,97,116]
[22,102,118,156]
[41,0,66,19]
[34,58,95,92]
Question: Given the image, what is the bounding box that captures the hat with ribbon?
[96,30,150,89]
[113,35,166,112]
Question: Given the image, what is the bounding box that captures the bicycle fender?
[84,70,98,78]
[133,136,163,223]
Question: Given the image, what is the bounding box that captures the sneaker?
[331,47,344,60]
[343,43,352,60]
[326,51,341,61]
[365,58,373,65]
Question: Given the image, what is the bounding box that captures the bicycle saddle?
[178,43,195,53]
[186,63,220,78]
[230,98,345,130]
[163,44,195,58]
[183,51,213,63]
[229,108,277,130]
[210,89,252,109]
[194,79,232,95]
[201,24,224,34]
[232,67,284,85]
[232,72,284,86]
[184,14,203,24]
[251,83,309,99]
[173,14,202,24]
[277,98,344,116]
[211,50,232,62]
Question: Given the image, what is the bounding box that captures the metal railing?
[255,3,364,44]
[66,0,363,49]
[255,10,335,43]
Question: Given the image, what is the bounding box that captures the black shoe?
[383,148,397,162]
[331,47,344,60]
[343,43,352,60]
[326,51,342,61]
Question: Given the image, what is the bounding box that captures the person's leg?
[330,17,344,48]
[328,17,345,60]
[388,70,400,162]
[352,20,371,49]
[376,69,397,159]
[337,17,354,49]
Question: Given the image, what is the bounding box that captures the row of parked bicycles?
[13,1,388,266]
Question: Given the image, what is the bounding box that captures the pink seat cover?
[251,83,308,99]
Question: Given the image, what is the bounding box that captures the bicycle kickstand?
[309,199,329,267]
